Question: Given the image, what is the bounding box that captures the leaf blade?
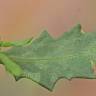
[2,24,96,91]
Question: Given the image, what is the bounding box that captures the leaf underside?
[1,24,96,91]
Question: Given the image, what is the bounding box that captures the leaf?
[0,37,33,47]
[1,24,96,91]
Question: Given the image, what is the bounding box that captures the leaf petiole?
[0,52,23,77]
[0,37,33,47]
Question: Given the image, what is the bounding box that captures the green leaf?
[1,24,96,91]
[0,37,33,47]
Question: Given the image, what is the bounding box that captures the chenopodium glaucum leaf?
[1,24,96,91]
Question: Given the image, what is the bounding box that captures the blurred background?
[0,0,96,96]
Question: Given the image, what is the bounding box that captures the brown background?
[0,0,96,96]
